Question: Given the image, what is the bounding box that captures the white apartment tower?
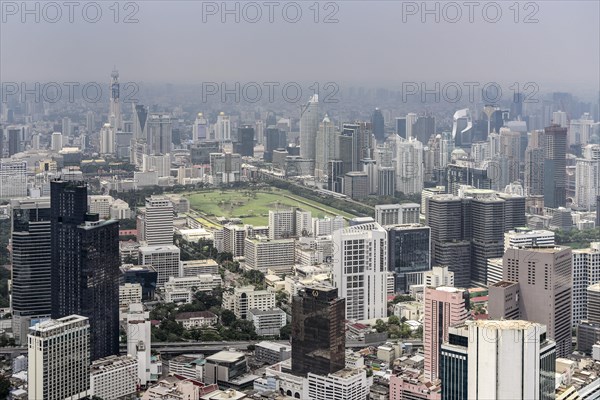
[300,94,319,174]
[332,222,388,320]
[143,196,174,246]
[575,144,600,210]
[215,112,231,141]
[28,315,90,400]
[467,320,556,400]
[99,123,115,155]
[126,303,152,386]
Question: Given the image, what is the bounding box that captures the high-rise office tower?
[264,126,286,163]
[393,136,424,195]
[396,117,407,139]
[489,246,572,357]
[341,122,373,173]
[99,123,115,155]
[543,124,567,208]
[413,115,435,145]
[427,191,525,287]
[377,167,395,196]
[315,114,336,179]
[452,109,473,148]
[7,126,20,156]
[192,112,208,142]
[441,320,556,400]
[327,160,344,193]
[387,224,431,292]
[147,114,172,155]
[426,195,472,287]
[10,198,52,345]
[300,94,319,173]
[51,180,120,361]
[332,222,388,320]
[291,286,345,376]
[552,110,568,127]
[423,286,469,382]
[525,146,544,196]
[371,108,385,142]
[51,132,63,152]
[406,113,418,139]
[575,144,600,210]
[109,69,122,131]
[215,112,231,142]
[569,113,596,146]
[28,315,91,400]
[62,117,72,137]
[498,127,522,184]
[133,104,149,140]
[143,196,174,246]
[236,125,255,157]
[86,111,95,134]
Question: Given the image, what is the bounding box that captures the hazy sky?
[1,1,599,97]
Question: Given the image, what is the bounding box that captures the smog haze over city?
[1,1,600,400]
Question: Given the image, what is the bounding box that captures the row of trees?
[555,228,600,249]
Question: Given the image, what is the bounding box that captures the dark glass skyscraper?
[371,108,385,142]
[387,224,431,292]
[543,124,567,208]
[291,286,345,377]
[51,180,120,361]
[10,198,52,344]
[236,125,255,157]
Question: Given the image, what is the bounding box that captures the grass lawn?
[186,188,355,226]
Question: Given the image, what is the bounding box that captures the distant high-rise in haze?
[215,112,231,142]
[315,114,336,179]
[371,108,385,142]
[396,117,407,139]
[109,69,122,131]
[236,125,255,157]
[147,114,172,155]
[99,123,115,155]
[192,112,208,142]
[10,197,52,345]
[543,124,567,208]
[300,94,319,174]
[291,286,345,377]
[133,104,148,140]
[51,180,120,361]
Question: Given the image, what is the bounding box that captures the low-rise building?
[164,274,222,293]
[254,341,292,365]
[175,311,218,329]
[168,355,205,381]
[222,286,276,319]
[119,283,142,308]
[305,368,370,400]
[164,287,193,304]
[90,355,138,399]
[180,259,219,276]
[247,308,287,336]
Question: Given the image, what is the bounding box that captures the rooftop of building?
[491,280,518,288]
[256,341,291,352]
[90,355,137,374]
[175,311,217,320]
[248,308,285,316]
[206,350,246,363]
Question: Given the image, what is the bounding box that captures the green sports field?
[186,188,355,226]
